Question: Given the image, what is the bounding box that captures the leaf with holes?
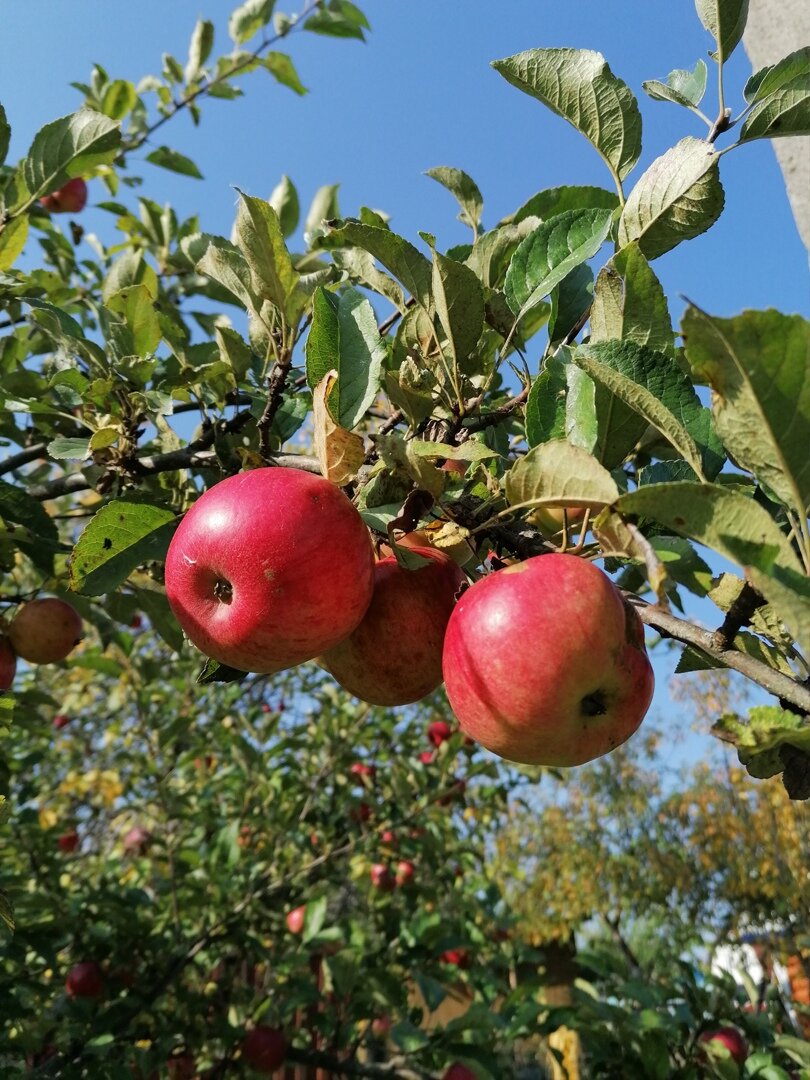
[70,497,178,596]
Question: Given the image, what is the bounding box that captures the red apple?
[123,826,151,856]
[58,829,79,853]
[351,802,372,824]
[428,720,454,747]
[53,713,70,730]
[442,553,654,767]
[0,637,16,690]
[8,598,83,665]
[418,750,434,765]
[241,1025,287,1073]
[440,949,469,968]
[350,761,376,782]
[380,829,397,847]
[130,614,143,630]
[370,864,395,891]
[261,703,272,713]
[286,906,306,934]
[395,860,415,887]
[444,1064,476,1080]
[164,467,375,673]
[166,1053,196,1079]
[65,961,105,998]
[371,1015,391,1038]
[698,1026,748,1066]
[320,548,465,706]
[40,177,88,214]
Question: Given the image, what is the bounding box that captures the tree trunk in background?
[743,0,810,254]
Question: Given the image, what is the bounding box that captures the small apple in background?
[320,548,465,706]
[697,1026,748,1066]
[370,864,395,891]
[442,553,654,767]
[528,504,587,538]
[260,703,272,713]
[418,750,434,765]
[241,1025,288,1074]
[130,614,143,630]
[164,467,375,674]
[444,1064,477,1080]
[380,829,397,848]
[395,860,415,887]
[370,1015,391,1039]
[40,177,88,214]
[349,761,376,782]
[0,637,16,690]
[285,906,306,935]
[52,713,70,730]
[351,802,372,824]
[58,829,79,853]
[123,826,151,856]
[440,949,470,969]
[166,1052,196,1079]
[65,961,105,999]
[440,458,469,477]
[428,720,454,747]
[8,598,83,665]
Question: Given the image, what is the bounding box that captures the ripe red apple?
[418,750,434,765]
[698,1026,748,1066]
[380,829,397,847]
[371,1015,391,1038]
[241,1025,287,1073]
[164,467,375,673]
[440,949,469,969]
[350,761,376,782]
[123,826,151,856]
[166,1053,196,1079]
[442,553,654,767]
[40,177,88,214]
[351,801,372,824]
[58,829,79,853]
[130,614,143,630]
[370,863,395,891]
[286,906,306,934]
[428,720,454,747]
[320,548,465,706]
[444,1064,477,1080]
[0,637,16,690]
[53,713,70,730]
[395,860,415,887]
[8,598,83,665]
[65,961,105,998]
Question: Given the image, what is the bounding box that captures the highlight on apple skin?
[320,547,465,706]
[164,467,375,674]
[442,553,654,767]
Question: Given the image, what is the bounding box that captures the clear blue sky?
[2,1,808,769]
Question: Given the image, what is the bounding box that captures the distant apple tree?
[1,0,810,1076]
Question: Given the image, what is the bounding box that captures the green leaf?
[135,588,186,654]
[739,61,810,142]
[100,80,137,121]
[105,284,161,355]
[547,263,593,348]
[321,219,432,310]
[264,51,308,95]
[504,208,612,319]
[713,705,810,777]
[492,48,642,184]
[0,477,61,574]
[0,889,14,934]
[305,286,385,429]
[145,146,203,179]
[235,190,299,315]
[197,657,248,683]
[432,248,485,371]
[229,0,275,43]
[0,216,28,272]
[304,183,340,243]
[302,896,328,943]
[410,440,498,462]
[506,439,620,510]
[425,166,484,236]
[0,103,9,167]
[618,137,724,259]
[510,185,620,225]
[21,109,120,204]
[574,343,706,479]
[194,234,260,312]
[304,0,368,40]
[695,0,749,62]
[590,242,674,356]
[744,47,810,103]
[47,437,91,460]
[525,356,568,448]
[70,496,178,596]
[268,174,300,238]
[642,60,708,109]
[682,306,810,514]
[186,19,215,82]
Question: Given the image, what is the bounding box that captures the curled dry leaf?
[313,370,365,485]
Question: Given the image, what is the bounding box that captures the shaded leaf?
[21,109,120,204]
[590,242,674,356]
[695,0,749,61]
[234,190,299,315]
[548,263,593,347]
[186,19,215,82]
[432,248,485,371]
[321,219,432,309]
[145,146,203,179]
[739,59,810,142]
[506,439,620,510]
[510,185,619,225]
[642,60,708,109]
[268,174,300,237]
[264,51,308,95]
[425,166,484,235]
[312,371,365,485]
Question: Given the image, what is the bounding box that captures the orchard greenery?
[1,0,810,1075]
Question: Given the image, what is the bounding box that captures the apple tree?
[1,0,810,1075]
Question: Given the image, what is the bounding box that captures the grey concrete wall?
[743,0,810,254]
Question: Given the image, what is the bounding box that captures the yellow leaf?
[313,371,365,485]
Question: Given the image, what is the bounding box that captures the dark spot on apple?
[581,691,607,717]
[213,578,233,604]
[103,537,113,550]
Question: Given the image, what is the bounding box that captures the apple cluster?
[164,467,654,768]
[0,597,84,691]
